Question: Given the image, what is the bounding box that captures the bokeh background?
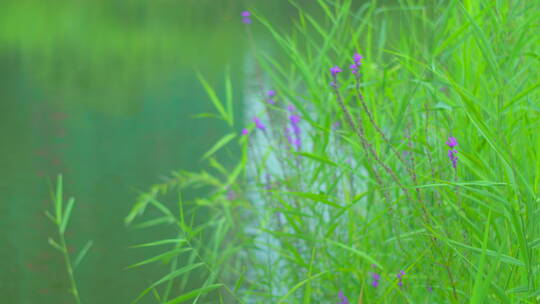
[0,1,300,303]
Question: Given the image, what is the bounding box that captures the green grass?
[50,0,540,302]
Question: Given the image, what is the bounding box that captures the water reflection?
[0,0,297,303]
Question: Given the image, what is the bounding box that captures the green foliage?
[48,0,540,303]
[142,0,538,302]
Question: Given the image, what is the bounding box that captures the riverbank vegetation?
[50,0,540,303]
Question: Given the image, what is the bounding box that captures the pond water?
[0,1,298,303]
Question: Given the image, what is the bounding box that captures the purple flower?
[371,272,381,288]
[290,114,301,125]
[253,117,265,131]
[350,54,364,74]
[266,90,276,104]
[448,149,458,168]
[337,291,349,304]
[446,136,458,148]
[226,190,236,200]
[286,106,302,151]
[330,66,342,76]
[287,116,302,150]
[446,137,458,168]
[284,127,293,149]
[290,115,301,135]
[397,270,406,287]
[241,128,249,135]
[241,11,252,24]
[349,63,358,74]
[353,53,363,65]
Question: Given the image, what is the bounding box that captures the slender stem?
[405,122,430,223]
[58,231,82,304]
[423,102,438,206]
[331,79,404,248]
[332,79,410,201]
[354,76,415,180]
[332,82,384,188]
[444,262,459,301]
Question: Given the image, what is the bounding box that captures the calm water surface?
[0,1,297,303]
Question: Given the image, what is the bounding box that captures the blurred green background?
[0,0,298,303]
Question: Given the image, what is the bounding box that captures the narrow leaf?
[327,240,382,269]
[197,73,230,125]
[55,174,63,222]
[60,197,75,234]
[48,237,63,252]
[202,133,236,160]
[74,240,94,269]
[126,248,190,270]
[131,239,186,249]
[165,284,223,304]
[132,263,204,303]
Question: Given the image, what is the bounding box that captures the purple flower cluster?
[267,90,276,104]
[397,270,406,287]
[329,66,342,87]
[330,66,342,76]
[241,11,252,24]
[337,291,349,304]
[446,136,458,169]
[241,128,249,136]
[371,272,381,287]
[350,53,363,74]
[285,105,301,150]
[253,117,266,131]
[330,53,364,86]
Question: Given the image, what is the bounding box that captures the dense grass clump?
[51,0,540,303]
